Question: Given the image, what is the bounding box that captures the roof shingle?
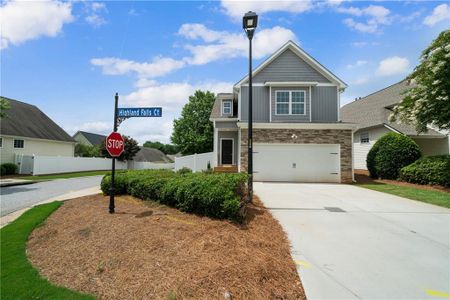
[0,97,75,142]
[340,80,444,137]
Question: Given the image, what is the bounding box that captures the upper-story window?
[360,132,369,144]
[14,139,24,149]
[222,100,232,115]
[275,91,306,115]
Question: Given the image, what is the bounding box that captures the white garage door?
[253,143,340,183]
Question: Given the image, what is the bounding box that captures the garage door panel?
[253,144,340,183]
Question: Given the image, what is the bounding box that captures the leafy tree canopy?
[171,90,215,155]
[0,97,10,118]
[75,144,102,157]
[143,140,179,155]
[391,30,450,132]
[101,135,140,161]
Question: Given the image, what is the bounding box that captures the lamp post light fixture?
[243,11,258,203]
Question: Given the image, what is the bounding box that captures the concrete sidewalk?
[255,182,450,300]
[0,186,101,228]
[0,178,36,187]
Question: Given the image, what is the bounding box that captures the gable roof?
[210,93,236,120]
[340,80,444,137]
[74,131,107,146]
[134,147,172,163]
[0,97,75,143]
[234,40,347,89]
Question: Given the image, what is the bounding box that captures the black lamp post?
[243,11,258,202]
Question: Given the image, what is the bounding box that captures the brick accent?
[240,128,353,183]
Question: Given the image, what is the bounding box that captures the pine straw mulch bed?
[27,194,305,299]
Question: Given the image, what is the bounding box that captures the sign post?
[107,95,162,214]
[107,93,125,214]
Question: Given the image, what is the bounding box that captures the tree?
[101,135,140,161]
[171,90,215,155]
[0,97,10,118]
[391,30,450,132]
[143,140,180,155]
[75,144,102,157]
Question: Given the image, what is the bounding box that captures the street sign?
[117,107,162,118]
[106,132,124,157]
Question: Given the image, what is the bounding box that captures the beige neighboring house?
[341,80,450,170]
[0,97,75,164]
[73,131,106,147]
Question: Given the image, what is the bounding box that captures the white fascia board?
[237,122,356,130]
[265,81,319,87]
[0,134,76,145]
[383,123,403,134]
[234,40,348,89]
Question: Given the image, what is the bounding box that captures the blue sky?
[1,0,449,144]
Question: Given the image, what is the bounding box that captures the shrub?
[0,163,18,176]
[176,167,192,175]
[366,133,421,179]
[100,170,248,221]
[400,155,450,187]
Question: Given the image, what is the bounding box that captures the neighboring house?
[210,41,354,183]
[341,80,450,170]
[0,97,76,164]
[73,131,106,147]
[134,147,172,163]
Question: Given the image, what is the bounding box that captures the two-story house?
[210,41,355,183]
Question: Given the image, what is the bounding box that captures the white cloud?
[73,80,233,144]
[351,41,379,47]
[220,0,312,19]
[90,57,186,78]
[84,2,108,27]
[182,25,297,65]
[122,80,233,111]
[338,5,391,33]
[0,0,73,49]
[346,60,368,69]
[376,56,410,77]
[423,4,450,27]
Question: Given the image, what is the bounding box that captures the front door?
[221,139,233,165]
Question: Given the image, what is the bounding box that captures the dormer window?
[222,100,232,116]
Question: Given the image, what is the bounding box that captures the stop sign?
[106,132,124,157]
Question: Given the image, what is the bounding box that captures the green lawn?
[22,170,109,181]
[1,202,95,300]
[357,183,450,208]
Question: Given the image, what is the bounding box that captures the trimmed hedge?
[101,170,248,221]
[1,163,18,176]
[400,155,450,187]
[367,133,421,179]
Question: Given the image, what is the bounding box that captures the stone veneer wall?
[240,128,353,183]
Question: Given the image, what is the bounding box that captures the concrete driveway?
[255,182,450,299]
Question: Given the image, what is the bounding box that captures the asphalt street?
[0,176,103,216]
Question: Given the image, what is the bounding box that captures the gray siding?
[240,86,270,122]
[311,86,338,122]
[271,87,310,123]
[252,49,331,83]
[217,131,238,165]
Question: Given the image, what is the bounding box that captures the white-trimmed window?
[222,100,232,115]
[13,139,24,149]
[0,137,2,148]
[360,132,369,144]
[275,90,306,115]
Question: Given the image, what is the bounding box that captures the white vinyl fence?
[15,155,175,175]
[174,152,214,172]
[32,156,128,175]
[128,161,174,170]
